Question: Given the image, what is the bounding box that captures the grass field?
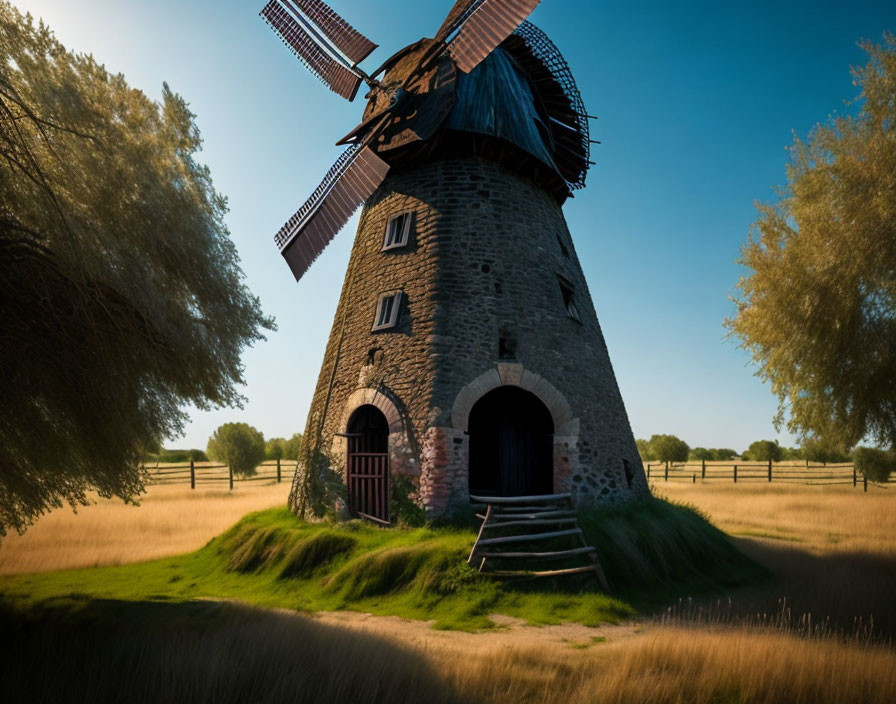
[0,495,758,630]
[1,480,894,703]
[0,483,290,574]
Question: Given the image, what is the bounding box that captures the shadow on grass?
[0,597,474,704]
[657,537,896,642]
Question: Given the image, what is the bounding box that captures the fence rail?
[645,460,886,492]
[143,459,298,490]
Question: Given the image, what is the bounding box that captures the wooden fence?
[645,460,885,491]
[144,459,298,490]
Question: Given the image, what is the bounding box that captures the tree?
[0,6,273,535]
[283,433,304,461]
[743,440,782,462]
[265,438,286,461]
[648,434,689,464]
[207,424,266,476]
[635,438,652,461]
[799,437,851,464]
[727,34,896,452]
[853,446,895,482]
[689,447,713,461]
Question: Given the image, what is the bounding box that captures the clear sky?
[18,0,896,452]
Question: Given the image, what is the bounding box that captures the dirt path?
[312,610,641,654]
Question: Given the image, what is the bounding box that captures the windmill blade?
[435,0,484,42]
[446,0,542,73]
[260,0,364,100]
[283,0,378,65]
[275,145,390,281]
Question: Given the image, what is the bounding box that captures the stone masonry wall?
[290,156,648,517]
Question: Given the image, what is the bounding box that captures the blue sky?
[19,0,896,452]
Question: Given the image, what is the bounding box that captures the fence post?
[229,464,234,491]
[768,459,772,483]
[853,466,857,487]
[692,473,696,484]
[664,461,669,482]
[647,463,651,479]
[734,464,738,483]
[190,458,195,490]
[864,475,868,493]
[277,457,282,483]
[701,459,706,480]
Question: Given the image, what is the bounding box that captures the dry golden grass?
[0,483,289,574]
[654,481,895,554]
[6,600,893,704]
[448,626,896,704]
[2,479,895,702]
[651,482,896,639]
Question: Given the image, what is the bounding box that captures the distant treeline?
[145,426,304,477]
[636,435,894,482]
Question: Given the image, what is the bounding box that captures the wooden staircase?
[468,493,610,590]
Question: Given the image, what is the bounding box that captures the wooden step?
[470,493,572,504]
[481,517,578,530]
[477,546,596,560]
[482,509,577,520]
[473,528,583,547]
[483,565,601,578]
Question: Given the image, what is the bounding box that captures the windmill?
[260,0,648,524]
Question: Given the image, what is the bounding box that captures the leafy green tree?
[635,438,652,461]
[778,446,802,461]
[727,35,896,452]
[283,433,304,461]
[207,424,266,476]
[689,447,713,461]
[853,447,895,482]
[744,440,782,462]
[0,6,273,535]
[799,437,851,464]
[265,438,286,461]
[711,449,738,461]
[648,434,689,464]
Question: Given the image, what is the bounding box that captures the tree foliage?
[853,446,895,482]
[0,6,273,535]
[265,438,286,461]
[727,35,896,451]
[283,433,304,461]
[798,437,851,464]
[635,438,651,461]
[641,434,689,463]
[263,435,303,461]
[689,447,738,461]
[743,440,783,462]
[207,424,266,476]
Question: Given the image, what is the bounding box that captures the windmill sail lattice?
[275,145,389,280]
[260,0,367,100]
[435,0,486,41]
[446,0,542,72]
[284,0,378,64]
[508,21,590,189]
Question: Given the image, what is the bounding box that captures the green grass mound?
[0,497,765,630]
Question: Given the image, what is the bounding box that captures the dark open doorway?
[346,405,389,523]
[468,386,554,497]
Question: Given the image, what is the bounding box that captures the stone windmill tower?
[260,0,649,522]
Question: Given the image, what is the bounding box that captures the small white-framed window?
[372,292,403,331]
[382,211,414,251]
[557,275,581,322]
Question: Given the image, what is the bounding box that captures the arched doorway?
[468,386,554,497]
[346,405,389,523]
